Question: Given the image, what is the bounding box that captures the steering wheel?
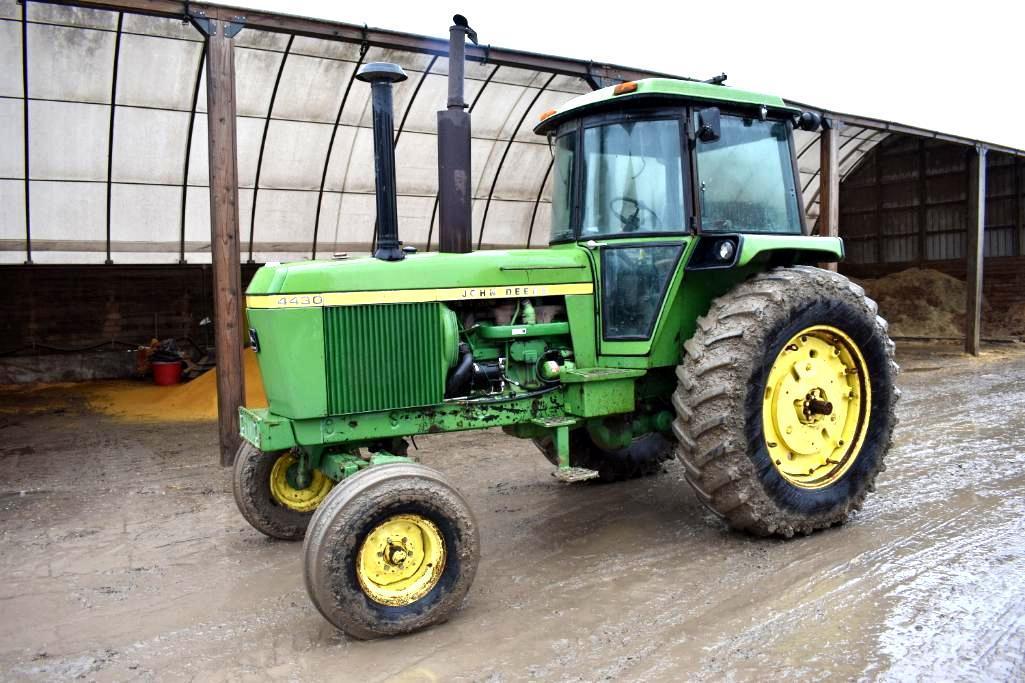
[609,197,658,232]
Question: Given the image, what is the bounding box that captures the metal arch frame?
[311,42,368,260]
[20,3,31,263]
[35,0,676,86]
[246,33,294,264]
[425,63,500,252]
[812,131,890,237]
[795,133,819,161]
[525,74,591,248]
[801,127,884,222]
[478,72,557,250]
[19,0,1025,261]
[804,130,889,215]
[103,10,124,265]
[802,127,868,195]
[526,156,553,248]
[27,0,1025,162]
[393,54,437,147]
[369,54,438,252]
[178,39,206,264]
[838,131,889,180]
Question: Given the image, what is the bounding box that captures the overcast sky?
[239,0,1024,151]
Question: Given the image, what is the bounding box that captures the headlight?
[715,240,736,262]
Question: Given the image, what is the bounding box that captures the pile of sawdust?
[856,268,977,338]
[856,267,1024,339]
[83,348,267,422]
[1002,302,1025,338]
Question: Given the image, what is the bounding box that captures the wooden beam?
[39,0,673,84]
[818,119,840,271]
[965,145,987,356]
[200,18,245,466]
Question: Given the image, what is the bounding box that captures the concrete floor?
[1,342,1024,681]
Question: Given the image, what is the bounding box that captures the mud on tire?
[672,266,900,537]
[232,442,316,541]
[302,463,480,639]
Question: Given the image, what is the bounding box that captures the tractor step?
[552,467,600,483]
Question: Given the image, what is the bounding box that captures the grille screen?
[323,303,446,415]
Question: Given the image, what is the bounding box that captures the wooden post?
[917,139,928,263]
[1015,156,1023,257]
[818,119,840,271]
[965,145,987,356]
[874,142,884,264]
[199,16,245,466]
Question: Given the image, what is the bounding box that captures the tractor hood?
[246,247,594,308]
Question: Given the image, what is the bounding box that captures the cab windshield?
[550,117,685,242]
[695,116,802,234]
[548,109,804,242]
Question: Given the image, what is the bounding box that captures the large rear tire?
[673,266,900,537]
[533,430,673,482]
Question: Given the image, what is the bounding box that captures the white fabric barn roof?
[1,1,1020,264]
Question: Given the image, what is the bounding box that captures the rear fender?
[686,234,844,271]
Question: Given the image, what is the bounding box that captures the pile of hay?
[856,268,977,338]
[855,267,1023,339]
[1002,301,1025,338]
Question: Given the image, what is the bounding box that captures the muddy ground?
[1,342,1024,681]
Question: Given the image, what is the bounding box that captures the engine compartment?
[443,296,574,399]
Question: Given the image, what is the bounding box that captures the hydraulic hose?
[445,346,474,397]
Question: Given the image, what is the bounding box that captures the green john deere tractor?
[234,33,898,639]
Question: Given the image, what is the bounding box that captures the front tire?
[303,463,480,639]
[232,443,334,541]
[673,266,900,537]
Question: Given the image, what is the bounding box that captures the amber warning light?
[613,81,638,95]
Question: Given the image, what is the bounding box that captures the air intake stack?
[356,62,408,262]
[436,15,477,253]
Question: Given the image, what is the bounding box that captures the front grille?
[323,303,446,415]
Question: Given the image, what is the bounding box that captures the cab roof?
[534,77,800,135]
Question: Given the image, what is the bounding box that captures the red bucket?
[152,360,183,386]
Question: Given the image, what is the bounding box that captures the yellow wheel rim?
[762,325,871,490]
[356,514,446,607]
[268,453,334,512]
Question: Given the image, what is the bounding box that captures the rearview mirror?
[697,107,721,142]
[796,111,822,131]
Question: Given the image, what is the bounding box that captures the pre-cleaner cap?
[356,62,408,83]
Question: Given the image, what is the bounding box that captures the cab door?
[595,239,688,357]
[570,111,692,358]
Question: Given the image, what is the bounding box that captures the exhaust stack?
[437,14,477,253]
[356,62,408,262]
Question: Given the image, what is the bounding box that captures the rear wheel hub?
[762,325,871,489]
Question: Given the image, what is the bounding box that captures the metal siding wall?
[840,139,1024,265]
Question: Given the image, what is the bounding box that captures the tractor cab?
[535,78,810,242]
[533,78,817,353]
